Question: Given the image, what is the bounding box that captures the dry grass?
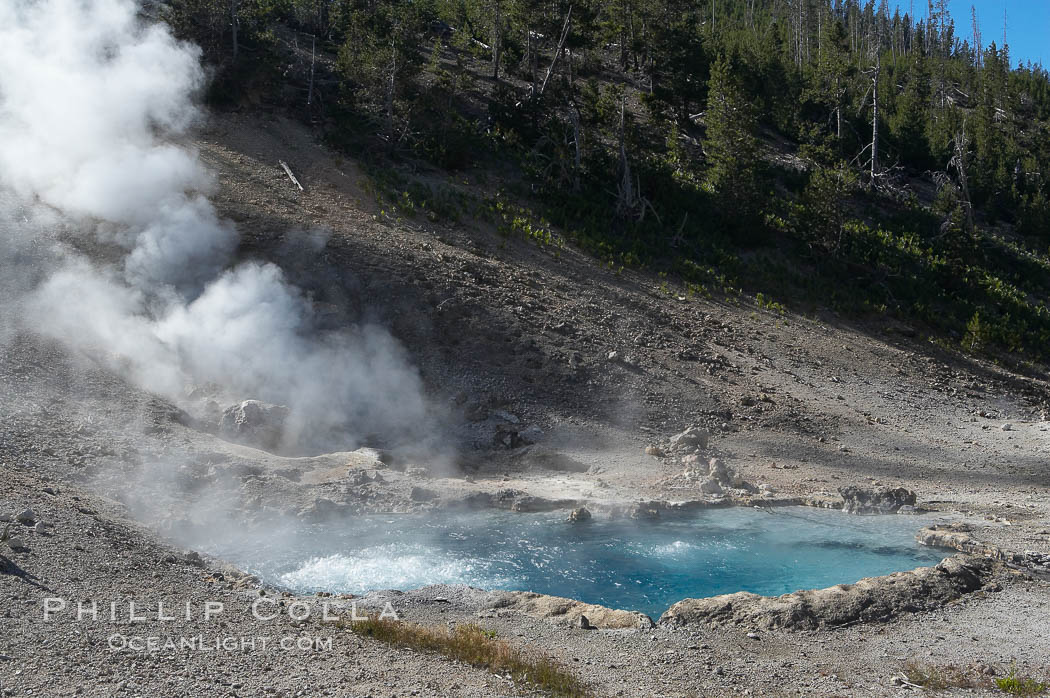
[903,659,1048,696]
[347,617,591,697]
[902,659,984,690]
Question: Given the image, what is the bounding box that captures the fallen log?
[278,160,303,191]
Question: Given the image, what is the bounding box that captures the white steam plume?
[0,0,432,453]
[0,0,234,292]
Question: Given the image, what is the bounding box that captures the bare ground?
[2,111,1049,696]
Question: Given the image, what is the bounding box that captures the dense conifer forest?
[164,0,1050,361]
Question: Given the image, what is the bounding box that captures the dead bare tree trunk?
[971,5,983,68]
[616,97,635,219]
[796,0,804,67]
[619,18,628,70]
[279,160,304,191]
[569,101,582,191]
[870,52,880,179]
[527,27,537,95]
[835,76,842,140]
[385,43,398,140]
[307,35,316,106]
[951,123,976,235]
[538,5,573,98]
[492,0,502,80]
[230,0,239,62]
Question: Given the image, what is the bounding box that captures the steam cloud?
[0,0,431,452]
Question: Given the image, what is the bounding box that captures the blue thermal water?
[213,506,948,618]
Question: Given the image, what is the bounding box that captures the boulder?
[348,470,384,486]
[838,486,916,514]
[704,459,750,490]
[410,487,438,502]
[519,426,544,444]
[669,427,709,453]
[219,400,290,450]
[629,502,662,519]
[700,478,724,495]
[6,536,28,553]
[681,454,706,470]
[15,508,36,525]
[568,507,592,523]
[494,426,524,449]
[1022,551,1050,573]
[708,458,729,481]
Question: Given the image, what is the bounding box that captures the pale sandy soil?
[1,112,1048,697]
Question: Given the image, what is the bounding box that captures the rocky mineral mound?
[838,485,917,514]
[218,400,290,451]
[488,590,655,629]
[659,555,997,630]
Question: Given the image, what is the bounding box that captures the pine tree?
[973,42,1009,208]
[337,0,430,142]
[890,51,931,168]
[807,17,852,146]
[804,161,859,251]
[704,53,759,223]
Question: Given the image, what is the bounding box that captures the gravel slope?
[1,111,1049,697]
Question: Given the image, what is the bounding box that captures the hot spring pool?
[207,506,948,618]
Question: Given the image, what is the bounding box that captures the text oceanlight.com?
[107,634,333,652]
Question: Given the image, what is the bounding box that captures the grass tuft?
[903,659,1048,696]
[347,617,591,697]
[996,665,1048,696]
[903,659,981,690]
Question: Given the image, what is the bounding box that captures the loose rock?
[410,487,438,502]
[568,507,592,523]
[838,486,916,514]
[700,479,723,495]
[669,427,709,453]
[6,536,28,552]
[219,400,290,451]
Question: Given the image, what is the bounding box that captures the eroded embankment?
[918,524,1050,574]
[658,555,1000,630]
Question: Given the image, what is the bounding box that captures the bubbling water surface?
[207,506,948,618]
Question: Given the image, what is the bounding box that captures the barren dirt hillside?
[198,111,1050,524]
